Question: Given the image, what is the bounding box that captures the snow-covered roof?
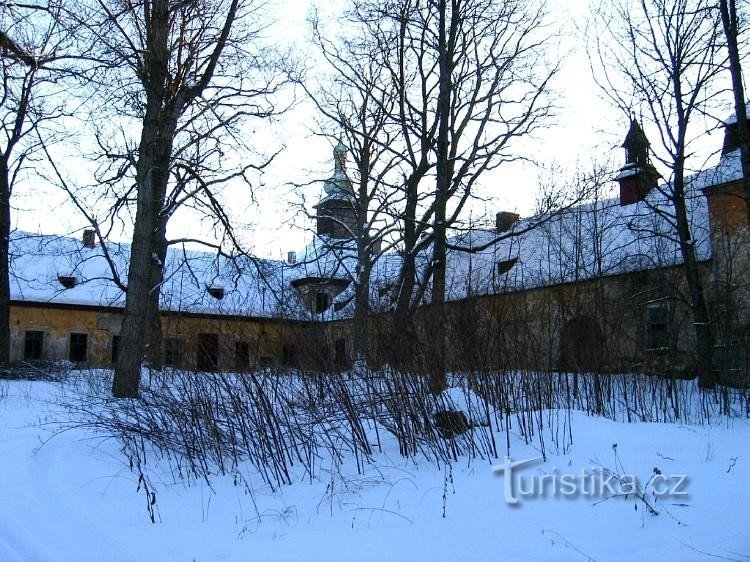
[10,149,743,320]
[431,149,743,302]
[9,234,301,318]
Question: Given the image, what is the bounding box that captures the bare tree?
[0,1,80,363]
[303,41,403,368]
[71,0,284,397]
[591,0,725,388]
[719,0,750,222]
[322,0,556,391]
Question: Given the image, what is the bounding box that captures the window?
[69,333,88,363]
[335,338,347,369]
[57,275,77,289]
[111,335,120,364]
[646,304,670,350]
[496,257,518,275]
[197,333,219,371]
[234,341,250,372]
[207,286,225,300]
[165,338,182,367]
[24,331,44,360]
[282,344,296,367]
[315,291,330,313]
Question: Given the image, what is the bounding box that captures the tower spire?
[315,140,356,238]
[616,118,660,205]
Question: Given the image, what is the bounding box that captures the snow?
[0,374,748,561]
[724,102,750,125]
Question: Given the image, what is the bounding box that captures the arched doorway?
[559,316,605,372]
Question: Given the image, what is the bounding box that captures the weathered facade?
[7,123,750,381]
[10,301,309,371]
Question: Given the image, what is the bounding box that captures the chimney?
[82,229,96,249]
[496,211,520,233]
[287,251,296,265]
[370,238,382,255]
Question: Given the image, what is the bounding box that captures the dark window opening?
[69,333,88,363]
[197,333,219,371]
[82,229,96,248]
[24,331,44,360]
[111,335,120,364]
[207,286,225,300]
[333,298,351,312]
[282,344,297,367]
[335,338,347,369]
[58,275,77,289]
[496,257,518,275]
[234,341,250,372]
[646,304,670,350]
[317,215,335,236]
[315,291,330,313]
[165,338,182,367]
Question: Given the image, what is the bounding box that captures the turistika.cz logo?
[491,456,689,505]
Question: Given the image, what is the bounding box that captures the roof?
[9,233,301,318]
[9,149,743,321]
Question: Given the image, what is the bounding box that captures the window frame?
[69,332,89,363]
[164,337,182,368]
[315,291,330,313]
[645,302,670,351]
[24,330,44,361]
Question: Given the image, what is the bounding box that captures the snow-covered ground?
[0,375,748,562]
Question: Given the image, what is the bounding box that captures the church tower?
[616,119,660,205]
[315,141,356,239]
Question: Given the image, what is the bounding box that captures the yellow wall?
[9,304,296,370]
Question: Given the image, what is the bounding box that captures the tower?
[315,141,356,239]
[616,119,660,205]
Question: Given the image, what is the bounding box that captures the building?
[7,119,749,381]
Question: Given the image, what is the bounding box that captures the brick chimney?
[82,229,96,249]
[496,211,520,233]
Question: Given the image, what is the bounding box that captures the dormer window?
[207,286,225,300]
[496,257,518,275]
[315,291,330,313]
[58,275,77,289]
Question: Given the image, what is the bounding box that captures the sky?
[240,0,625,258]
[11,0,733,260]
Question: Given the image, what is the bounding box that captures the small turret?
[315,141,356,239]
[616,119,660,205]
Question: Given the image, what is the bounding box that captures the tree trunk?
[112,0,172,397]
[145,207,169,371]
[352,255,370,370]
[674,167,715,388]
[719,0,750,224]
[113,185,155,397]
[0,159,11,364]
[427,0,452,394]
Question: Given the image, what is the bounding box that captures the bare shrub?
[53,362,749,523]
